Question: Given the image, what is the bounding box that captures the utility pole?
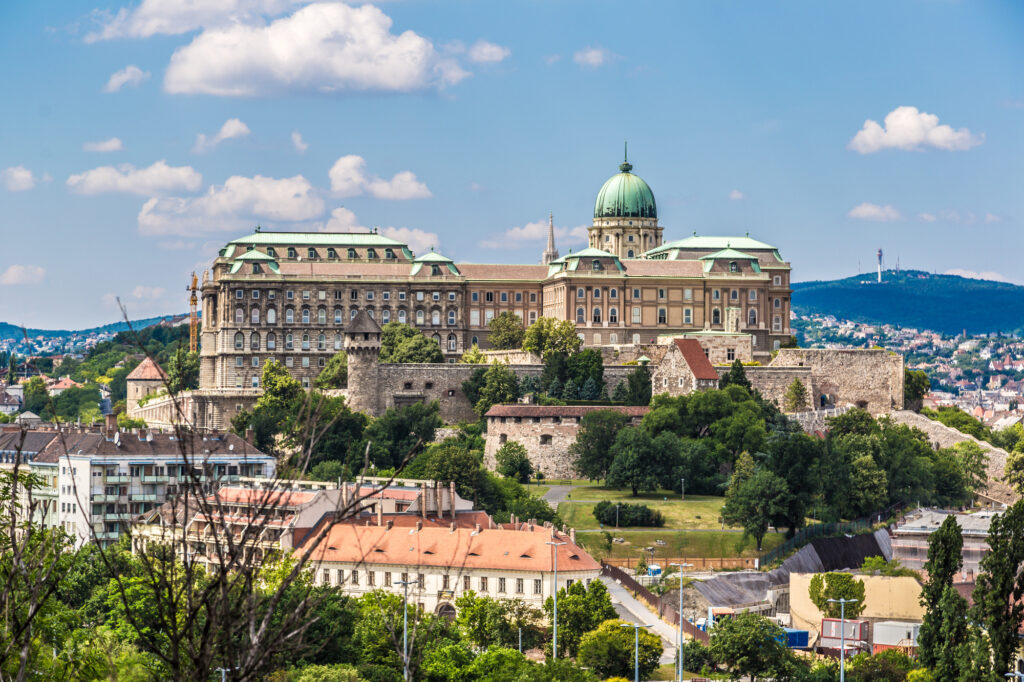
[546,539,566,659]
[828,597,858,682]
[669,562,693,682]
[396,577,419,680]
[619,623,652,682]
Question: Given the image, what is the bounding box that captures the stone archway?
[436,602,456,621]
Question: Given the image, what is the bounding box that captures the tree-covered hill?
[0,314,186,340]
[792,270,1024,335]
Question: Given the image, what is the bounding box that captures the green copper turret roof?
[594,153,657,219]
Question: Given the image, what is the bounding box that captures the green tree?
[422,443,482,500]
[973,499,1024,675]
[454,592,543,651]
[495,441,533,483]
[921,406,991,442]
[719,359,752,390]
[580,376,600,400]
[473,363,520,418]
[808,573,866,619]
[488,311,526,350]
[562,377,579,400]
[948,441,988,494]
[708,612,795,682]
[783,377,808,412]
[357,401,441,471]
[545,376,563,399]
[165,346,199,393]
[314,350,348,389]
[522,317,582,358]
[569,410,630,480]
[606,427,680,497]
[379,322,444,363]
[542,579,617,657]
[848,454,888,517]
[904,368,931,411]
[567,349,604,394]
[763,432,822,535]
[625,365,652,406]
[611,381,629,403]
[721,466,789,551]
[540,351,570,392]
[577,619,663,681]
[459,344,487,364]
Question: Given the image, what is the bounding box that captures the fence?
[600,562,710,644]
[604,556,757,571]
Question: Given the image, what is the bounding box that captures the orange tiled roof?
[673,338,720,380]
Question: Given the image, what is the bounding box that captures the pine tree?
[580,377,599,400]
[562,378,579,401]
[612,381,628,403]
[918,516,963,668]
[783,378,808,412]
[546,376,563,399]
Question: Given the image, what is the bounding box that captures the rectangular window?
[351,570,358,585]
[684,288,693,301]
[287,291,294,300]
[463,575,471,591]
[252,290,260,299]
[251,356,259,367]
[235,357,243,367]
[480,577,488,592]
[516,578,524,593]
[318,290,326,300]
[384,572,392,587]
[530,292,537,302]
[731,289,739,301]
[727,348,736,361]
[383,291,390,301]
[658,308,667,324]
[485,292,494,302]
[302,290,310,300]
[285,356,293,367]
[470,310,480,326]
[534,579,542,595]
[399,291,407,300]
[658,288,666,299]
[471,292,479,302]
[433,291,440,301]
[368,571,375,586]
[350,290,358,300]
[485,310,494,323]
[684,308,692,324]
[529,311,537,324]
[366,291,374,301]
[443,574,450,589]
[632,288,640,299]
[773,275,782,286]
[498,577,506,593]
[632,307,641,324]
[713,289,720,301]
[449,292,456,301]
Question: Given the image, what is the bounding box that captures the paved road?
[540,485,573,510]
[599,575,678,665]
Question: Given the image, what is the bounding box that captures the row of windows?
[468,310,538,327]
[260,246,399,260]
[234,332,345,351]
[317,569,545,596]
[470,291,538,303]
[235,289,458,303]
[235,306,477,328]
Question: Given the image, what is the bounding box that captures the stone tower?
[541,212,560,265]
[343,310,382,416]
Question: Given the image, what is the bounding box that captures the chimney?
[385,520,393,530]
[474,523,482,533]
[570,527,576,544]
[449,481,457,520]
[967,569,974,582]
[104,413,117,436]
[449,521,456,533]
[244,427,254,442]
[376,504,382,527]
[420,485,427,519]
[415,520,422,532]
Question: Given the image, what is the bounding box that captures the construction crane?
[188,272,199,353]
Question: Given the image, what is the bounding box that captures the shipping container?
[781,628,809,649]
[821,618,868,641]
[872,621,920,647]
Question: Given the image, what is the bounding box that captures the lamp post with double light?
[395,577,420,681]
[827,597,858,682]
[669,562,693,682]
[619,623,652,682]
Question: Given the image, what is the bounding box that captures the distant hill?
[792,270,1024,335]
[0,314,187,341]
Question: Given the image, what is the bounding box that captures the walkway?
[600,575,678,665]
[540,485,573,511]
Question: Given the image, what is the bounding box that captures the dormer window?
[729,261,738,272]
[327,248,336,259]
[307,248,317,259]
[266,247,276,257]
[431,265,441,276]
[592,260,602,271]
[287,247,297,258]
[367,248,377,259]
[252,264,262,273]
[385,248,395,259]
[347,248,357,259]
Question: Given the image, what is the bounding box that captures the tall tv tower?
[877,248,883,284]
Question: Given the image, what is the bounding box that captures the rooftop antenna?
[877,248,883,284]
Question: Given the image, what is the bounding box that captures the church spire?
[541,212,560,265]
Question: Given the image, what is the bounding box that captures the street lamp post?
[620,623,653,682]
[616,503,620,528]
[546,540,566,659]
[396,578,420,681]
[669,562,693,682]
[680,477,685,501]
[827,597,858,682]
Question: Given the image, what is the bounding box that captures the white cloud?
[573,46,614,68]
[479,217,589,249]
[0,265,45,285]
[83,137,124,152]
[103,65,150,92]
[728,189,744,201]
[291,130,308,152]
[848,202,902,221]
[544,54,561,65]
[467,40,510,63]
[944,268,1013,284]
[67,160,202,195]
[157,239,197,250]
[985,213,1002,224]
[323,207,365,232]
[328,154,431,200]
[918,212,937,222]
[131,285,165,299]
[848,106,984,153]
[192,118,250,153]
[86,0,301,41]
[379,227,439,254]
[164,3,468,96]
[1,166,36,191]
[138,174,324,236]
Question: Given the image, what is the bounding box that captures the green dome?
[594,160,657,219]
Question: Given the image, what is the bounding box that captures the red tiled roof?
[673,338,720,380]
[126,357,168,381]
[336,510,493,529]
[212,487,319,507]
[302,525,600,573]
[485,404,650,418]
[623,260,704,277]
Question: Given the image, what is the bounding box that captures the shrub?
[592,500,665,527]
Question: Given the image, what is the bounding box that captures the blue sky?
[1,0,1022,328]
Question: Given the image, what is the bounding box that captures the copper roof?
[485,404,650,418]
[303,524,599,573]
[673,338,720,380]
[126,357,168,382]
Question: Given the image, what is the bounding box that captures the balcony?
[92,494,120,503]
[141,475,169,483]
[131,493,157,502]
[104,512,132,521]
[95,531,120,540]
[105,475,131,484]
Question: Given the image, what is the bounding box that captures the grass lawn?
[557,493,727,531]
[574,529,784,561]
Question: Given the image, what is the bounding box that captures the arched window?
[250,332,260,350]
[267,308,276,324]
[367,248,377,259]
[592,307,602,323]
[431,310,440,326]
[386,248,395,259]
[729,261,739,272]
[382,309,391,324]
[712,308,721,325]
[576,307,585,323]
[592,260,602,271]
[285,308,294,324]
[432,334,441,345]
[609,307,618,324]
[302,334,310,350]
[448,310,456,326]
[627,250,634,258]
[318,307,326,325]
[334,333,342,350]
[399,310,407,324]
[234,332,244,350]
[301,308,310,324]
[350,309,358,320]
[576,288,585,299]
[447,334,457,351]
[286,333,293,350]
[250,308,260,324]
[471,335,479,345]
[748,308,757,326]
[610,288,618,299]
[334,308,343,324]
[368,309,375,320]
[318,334,325,350]
[235,308,244,325]
[774,298,781,309]
[267,332,276,350]
[416,310,425,325]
